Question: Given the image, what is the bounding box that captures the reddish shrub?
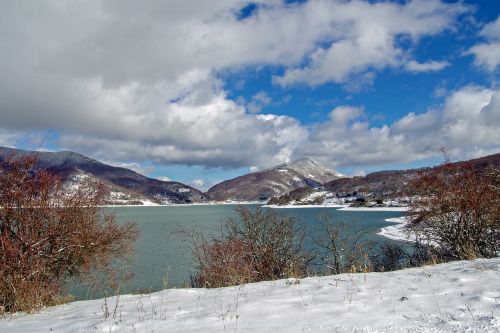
[188,207,311,288]
[408,162,500,259]
[0,155,138,312]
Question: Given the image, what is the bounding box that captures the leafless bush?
[408,162,500,260]
[187,206,312,288]
[314,217,375,274]
[0,155,138,313]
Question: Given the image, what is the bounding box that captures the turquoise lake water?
[69,205,403,299]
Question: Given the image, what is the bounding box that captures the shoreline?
[101,201,410,212]
[100,202,412,243]
[378,216,415,242]
[262,203,346,209]
[99,201,265,208]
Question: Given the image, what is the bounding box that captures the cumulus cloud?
[249,166,260,173]
[0,0,481,171]
[469,15,500,71]
[405,60,450,73]
[247,91,272,114]
[302,86,500,167]
[273,0,465,86]
[55,82,307,168]
[103,161,155,176]
[157,176,172,182]
[191,179,204,187]
[0,130,21,148]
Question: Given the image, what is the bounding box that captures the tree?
[408,162,500,260]
[0,155,138,313]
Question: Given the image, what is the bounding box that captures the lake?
[69,204,404,299]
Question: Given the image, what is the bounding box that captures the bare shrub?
[372,242,408,272]
[408,163,500,260]
[314,217,375,274]
[187,206,312,288]
[0,155,138,313]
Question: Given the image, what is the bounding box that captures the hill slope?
[0,147,208,204]
[325,152,500,200]
[206,157,340,201]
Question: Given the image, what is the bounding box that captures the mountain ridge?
[206,157,341,201]
[0,147,208,204]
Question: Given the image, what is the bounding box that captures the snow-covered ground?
[1,258,499,333]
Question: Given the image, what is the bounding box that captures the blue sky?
[0,0,499,190]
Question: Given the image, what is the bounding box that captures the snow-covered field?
[1,258,499,333]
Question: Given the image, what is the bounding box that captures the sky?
[0,0,499,190]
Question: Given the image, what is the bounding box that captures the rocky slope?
[0,147,208,204]
[206,157,341,201]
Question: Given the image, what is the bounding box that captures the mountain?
[324,152,500,201]
[206,157,341,201]
[0,147,208,204]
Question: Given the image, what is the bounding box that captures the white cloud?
[0,130,21,148]
[55,77,307,168]
[405,60,450,73]
[190,178,210,190]
[192,179,204,187]
[274,0,465,86]
[469,15,500,71]
[303,86,500,167]
[247,91,272,114]
[0,0,477,170]
[104,161,155,176]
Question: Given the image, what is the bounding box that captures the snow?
[264,204,345,209]
[265,204,410,211]
[338,206,409,212]
[100,200,160,207]
[178,188,191,193]
[379,216,415,242]
[1,258,499,332]
[336,173,350,178]
[140,200,161,206]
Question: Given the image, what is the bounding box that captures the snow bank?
[378,216,415,242]
[338,206,409,212]
[263,204,345,209]
[2,258,499,332]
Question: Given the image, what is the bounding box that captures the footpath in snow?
[1,258,499,333]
